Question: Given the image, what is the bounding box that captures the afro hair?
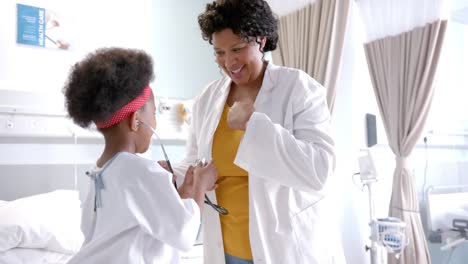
[63,47,154,128]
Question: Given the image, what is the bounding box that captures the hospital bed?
[0,162,87,264]
[0,189,83,264]
[426,185,468,250]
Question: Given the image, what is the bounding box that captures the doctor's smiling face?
[213,28,266,87]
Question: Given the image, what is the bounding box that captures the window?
[426,19,468,140]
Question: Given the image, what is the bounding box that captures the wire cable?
[352,172,365,191]
[422,136,429,202]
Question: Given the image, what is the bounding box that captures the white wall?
[0,0,154,95]
[331,3,381,263]
[0,0,219,100]
[152,0,219,99]
[267,0,317,16]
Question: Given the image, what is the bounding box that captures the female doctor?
[169,0,345,263]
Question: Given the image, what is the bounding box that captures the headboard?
[0,163,91,203]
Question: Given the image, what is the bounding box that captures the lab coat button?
[217,241,223,248]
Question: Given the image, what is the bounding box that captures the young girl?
[64,47,217,264]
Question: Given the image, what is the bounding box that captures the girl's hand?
[178,165,195,198]
[157,160,170,171]
[157,160,176,184]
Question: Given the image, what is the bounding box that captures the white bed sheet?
[0,248,73,264]
[428,192,468,231]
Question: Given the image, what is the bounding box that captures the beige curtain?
[364,20,447,264]
[272,0,350,112]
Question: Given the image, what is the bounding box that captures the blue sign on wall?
[17,4,46,47]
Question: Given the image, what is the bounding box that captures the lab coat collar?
[261,61,278,92]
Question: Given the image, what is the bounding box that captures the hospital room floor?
[428,242,468,264]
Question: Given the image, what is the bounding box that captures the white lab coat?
[68,152,200,264]
[174,63,345,264]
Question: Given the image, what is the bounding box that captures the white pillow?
[0,190,84,254]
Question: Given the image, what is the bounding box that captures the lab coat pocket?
[292,203,333,264]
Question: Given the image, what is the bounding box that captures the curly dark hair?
[198,0,278,52]
[63,47,154,128]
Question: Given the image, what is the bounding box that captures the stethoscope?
[140,121,229,215]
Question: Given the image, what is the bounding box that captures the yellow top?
[212,104,252,260]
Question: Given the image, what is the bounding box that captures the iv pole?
[359,149,407,264]
[363,177,380,264]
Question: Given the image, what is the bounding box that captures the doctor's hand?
[227,100,255,130]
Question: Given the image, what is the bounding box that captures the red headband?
[95,86,152,129]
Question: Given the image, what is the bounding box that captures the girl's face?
[136,96,156,153]
[212,28,266,87]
